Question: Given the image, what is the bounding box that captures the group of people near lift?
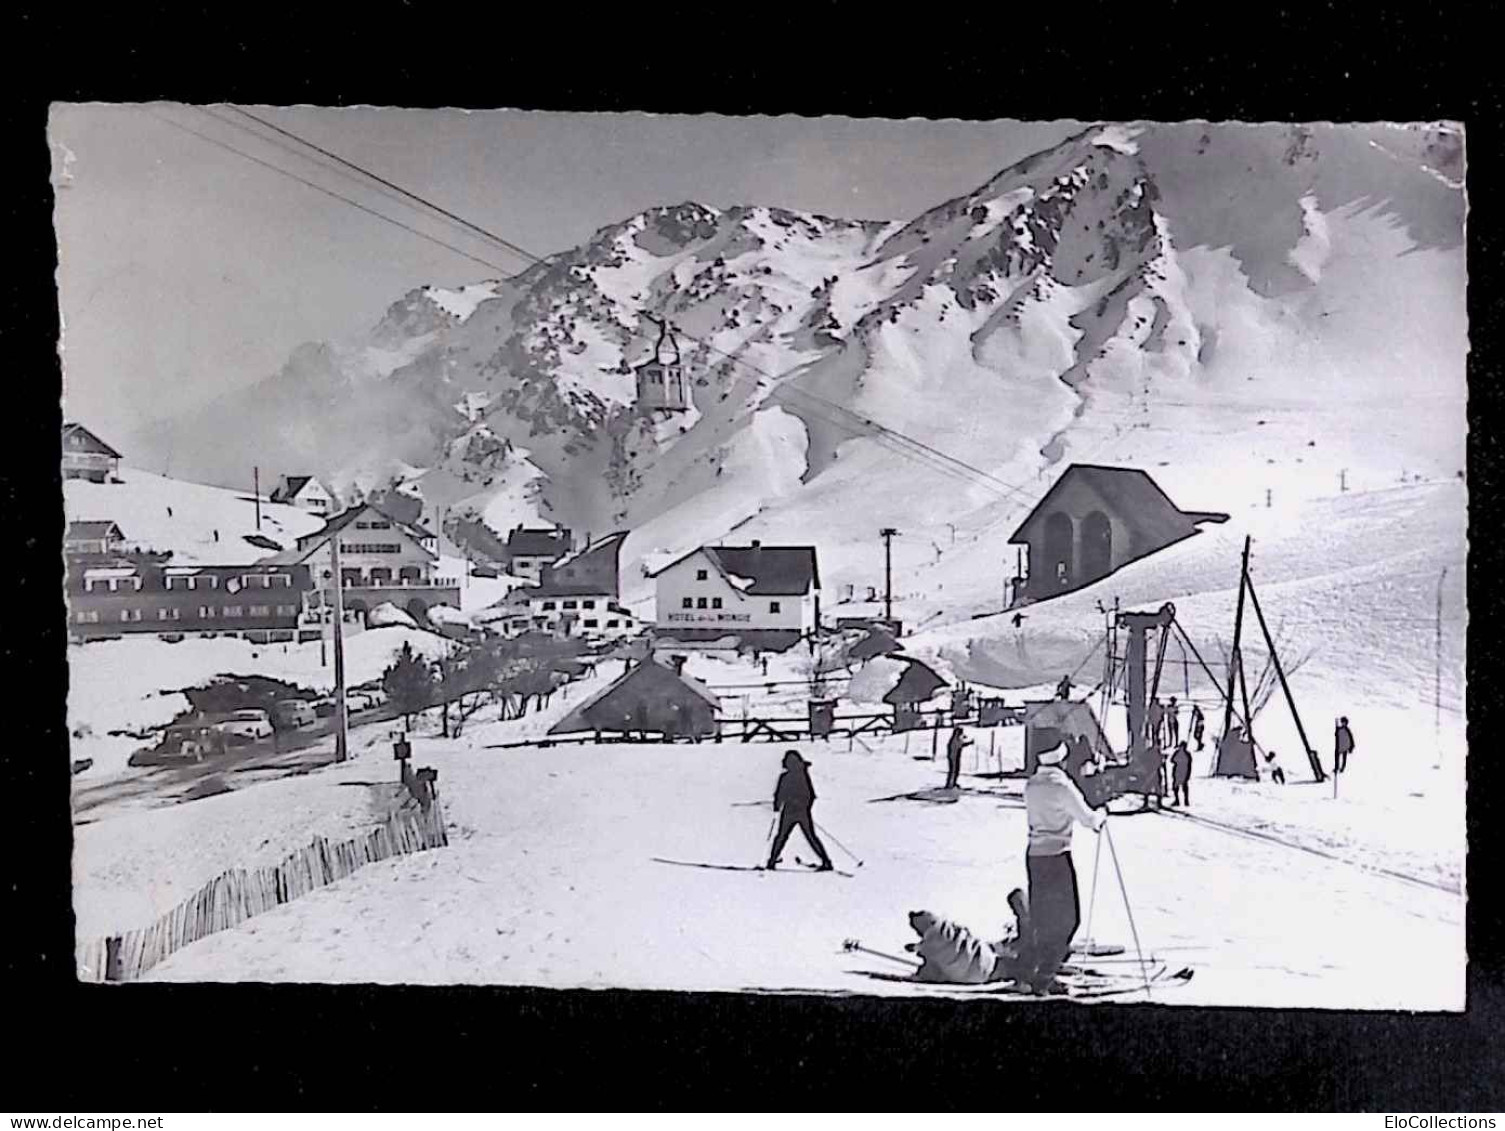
[763,679,1359,996]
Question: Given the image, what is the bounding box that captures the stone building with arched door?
[1008,464,1228,603]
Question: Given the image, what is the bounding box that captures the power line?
[224,106,541,272]
[145,109,519,278]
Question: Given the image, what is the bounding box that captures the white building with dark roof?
[269,475,333,514]
[649,539,820,651]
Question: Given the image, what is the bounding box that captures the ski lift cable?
[146,110,521,278]
[197,109,1046,505]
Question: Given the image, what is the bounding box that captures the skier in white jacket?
[1021,738,1108,993]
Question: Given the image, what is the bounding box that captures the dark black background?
[4,2,1501,1111]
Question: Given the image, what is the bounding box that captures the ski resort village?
[57,112,1466,1007]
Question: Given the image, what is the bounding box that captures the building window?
[199,606,215,619]
[584,619,599,628]
[696,569,708,580]
[681,597,693,609]
[76,610,100,624]
[119,609,142,623]
[607,620,619,628]
[223,606,244,618]
[583,599,596,609]
[563,600,578,610]
[204,576,218,589]
[712,597,723,609]
[770,601,782,613]
[259,575,273,588]
[696,597,708,609]
[187,576,197,590]
[542,601,556,611]
[157,608,181,621]
[166,576,177,591]
[249,605,270,617]
[277,605,296,616]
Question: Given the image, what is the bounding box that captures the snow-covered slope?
[125,122,1463,630]
[64,467,326,564]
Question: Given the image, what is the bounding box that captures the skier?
[1264,749,1286,785]
[945,725,972,790]
[1190,704,1206,752]
[1171,741,1192,807]
[767,750,834,872]
[1011,612,1025,629]
[1166,696,1181,747]
[1056,673,1073,700]
[1020,738,1108,995]
[1147,697,1166,747]
[1334,717,1355,775]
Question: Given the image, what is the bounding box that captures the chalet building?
[267,503,458,624]
[61,423,122,483]
[67,562,312,643]
[494,584,643,641]
[543,531,628,599]
[650,540,820,652]
[269,475,334,514]
[634,319,690,413]
[504,525,574,583]
[65,520,127,556]
[1008,464,1229,603]
[548,655,719,739]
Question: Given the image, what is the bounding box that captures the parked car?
[217,709,273,742]
[345,691,374,713]
[312,698,337,718]
[272,699,317,730]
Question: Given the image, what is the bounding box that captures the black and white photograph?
[51,106,1467,1011]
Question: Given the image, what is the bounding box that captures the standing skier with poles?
[1019,738,1108,994]
[766,750,834,872]
[1190,704,1206,752]
[945,725,972,790]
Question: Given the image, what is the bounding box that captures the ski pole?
[842,938,917,969]
[1104,823,1153,999]
[814,820,864,867]
[1082,825,1104,951]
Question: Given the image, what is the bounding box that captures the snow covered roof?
[290,503,439,561]
[648,543,820,596]
[270,475,326,503]
[67,520,124,540]
[62,423,122,459]
[1009,464,1228,547]
[549,656,719,735]
[507,527,571,558]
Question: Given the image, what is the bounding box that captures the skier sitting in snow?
[767,750,834,872]
[1020,739,1108,995]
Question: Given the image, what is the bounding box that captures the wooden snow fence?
[79,798,449,984]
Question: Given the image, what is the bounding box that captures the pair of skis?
[652,856,857,878]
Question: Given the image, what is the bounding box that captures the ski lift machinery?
[1080,601,1178,808]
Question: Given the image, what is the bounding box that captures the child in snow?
[767,750,834,872]
[1264,750,1286,785]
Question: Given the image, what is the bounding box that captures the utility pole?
[1222,537,1251,743]
[254,466,263,531]
[1435,567,1448,769]
[880,528,898,623]
[330,535,349,763]
[1245,567,1323,783]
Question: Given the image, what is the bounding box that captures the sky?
[49,106,1081,447]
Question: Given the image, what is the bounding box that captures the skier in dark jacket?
[1190,705,1206,751]
[1166,697,1181,747]
[767,750,833,871]
[1334,717,1355,774]
[1170,741,1192,806]
[945,726,972,790]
